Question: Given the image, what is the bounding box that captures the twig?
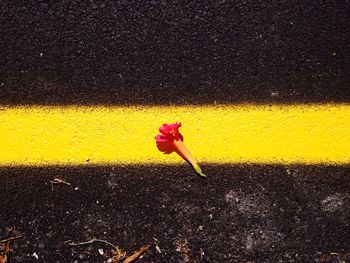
[123,244,151,263]
[50,178,71,185]
[0,236,23,244]
[69,238,118,250]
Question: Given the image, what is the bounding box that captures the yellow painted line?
[0,104,349,165]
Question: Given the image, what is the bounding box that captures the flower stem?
[173,140,206,177]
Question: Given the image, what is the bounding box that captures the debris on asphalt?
[152,237,162,254]
[175,239,190,262]
[197,225,204,231]
[123,244,151,263]
[0,242,11,263]
[50,178,72,191]
[0,235,23,244]
[0,235,22,262]
[69,238,118,250]
[68,238,151,262]
[50,178,71,186]
[109,246,126,263]
[155,245,161,254]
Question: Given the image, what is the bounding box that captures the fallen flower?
[155,122,206,177]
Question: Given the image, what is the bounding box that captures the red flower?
[155,122,206,177]
[155,122,183,154]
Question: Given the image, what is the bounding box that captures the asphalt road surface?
[0,1,349,105]
[1,165,350,262]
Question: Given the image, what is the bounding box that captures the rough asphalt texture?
[1,165,350,262]
[0,1,349,105]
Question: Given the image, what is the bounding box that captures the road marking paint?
[0,104,349,165]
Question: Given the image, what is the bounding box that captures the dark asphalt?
[1,164,350,262]
[1,1,350,105]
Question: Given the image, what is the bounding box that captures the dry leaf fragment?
[110,247,127,263]
[0,242,10,263]
[0,236,23,263]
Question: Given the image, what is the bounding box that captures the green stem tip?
[192,163,206,178]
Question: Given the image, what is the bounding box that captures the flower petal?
[159,124,171,135]
[168,122,181,130]
[169,122,183,141]
[156,140,175,154]
[155,135,168,142]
